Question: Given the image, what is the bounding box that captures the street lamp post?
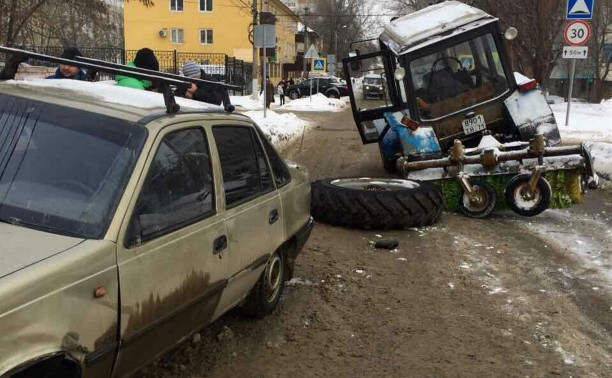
[335,25,348,75]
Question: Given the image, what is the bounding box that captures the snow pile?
[230,95,264,111]
[552,99,612,141]
[279,93,346,112]
[243,110,309,147]
[513,72,533,86]
[1,79,221,111]
[552,99,612,178]
[585,142,612,180]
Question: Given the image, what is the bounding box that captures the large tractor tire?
[311,178,444,229]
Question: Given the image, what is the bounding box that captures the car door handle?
[269,209,279,224]
[213,235,227,254]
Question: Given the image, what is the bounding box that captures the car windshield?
[409,33,509,120]
[0,94,146,239]
[364,77,381,85]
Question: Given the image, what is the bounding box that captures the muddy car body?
[0,78,312,377]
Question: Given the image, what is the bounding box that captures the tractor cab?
[344,1,562,165]
[342,1,597,219]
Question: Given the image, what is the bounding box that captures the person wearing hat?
[45,47,88,80]
[177,61,233,111]
[115,48,160,90]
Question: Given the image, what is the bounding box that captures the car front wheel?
[326,91,339,99]
[242,250,285,318]
[289,91,299,100]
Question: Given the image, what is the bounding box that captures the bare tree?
[0,0,150,47]
[309,0,377,62]
[588,0,612,102]
[471,0,566,89]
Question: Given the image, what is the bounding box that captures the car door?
[113,124,228,377]
[210,123,284,315]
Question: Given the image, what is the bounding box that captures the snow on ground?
[278,93,347,112]
[231,93,347,113]
[243,110,309,147]
[552,99,612,178]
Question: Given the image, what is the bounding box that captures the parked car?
[0,72,313,376]
[286,77,350,100]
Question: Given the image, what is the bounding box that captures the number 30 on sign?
[564,20,591,46]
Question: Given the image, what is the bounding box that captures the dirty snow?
[552,99,612,178]
[243,110,309,147]
[279,93,347,112]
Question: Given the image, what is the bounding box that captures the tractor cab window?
[410,33,509,121]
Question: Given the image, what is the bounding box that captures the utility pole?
[302,7,309,78]
[251,0,259,100]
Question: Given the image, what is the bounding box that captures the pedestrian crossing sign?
[567,0,594,20]
[312,58,326,73]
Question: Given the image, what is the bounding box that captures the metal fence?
[1,47,252,94]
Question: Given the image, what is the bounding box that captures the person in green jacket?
[116,48,159,90]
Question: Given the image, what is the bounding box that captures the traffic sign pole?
[565,59,576,126]
[562,18,591,126]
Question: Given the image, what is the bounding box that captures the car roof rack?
[0,46,237,114]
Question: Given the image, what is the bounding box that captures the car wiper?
[2,216,84,239]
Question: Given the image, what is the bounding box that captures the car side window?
[255,129,292,188]
[127,128,214,246]
[213,126,274,208]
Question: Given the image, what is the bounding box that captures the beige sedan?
[0,81,313,378]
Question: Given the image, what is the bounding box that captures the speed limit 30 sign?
[564,20,591,46]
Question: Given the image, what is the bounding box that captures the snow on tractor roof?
[380,1,496,55]
[0,79,223,114]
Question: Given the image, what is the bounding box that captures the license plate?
[462,115,487,135]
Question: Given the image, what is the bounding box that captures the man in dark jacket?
[46,47,87,80]
[177,61,234,111]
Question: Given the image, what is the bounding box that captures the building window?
[199,0,213,12]
[170,0,183,11]
[199,29,213,45]
[171,29,184,44]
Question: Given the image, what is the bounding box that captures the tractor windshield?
[409,33,509,121]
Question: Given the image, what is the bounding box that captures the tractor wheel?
[505,174,551,217]
[458,180,497,218]
[311,178,443,229]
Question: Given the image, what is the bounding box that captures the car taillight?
[518,79,538,93]
[344,86,349,90]
[401,116,419,131]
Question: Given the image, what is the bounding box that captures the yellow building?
[124,0,299,83]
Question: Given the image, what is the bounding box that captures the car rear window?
[0,93,146,239]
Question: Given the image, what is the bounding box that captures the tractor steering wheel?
[426,56,464,99]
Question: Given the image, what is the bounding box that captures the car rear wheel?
[288,90,299,100]
[242,250,285,318]
[311,178,443,229]
[326,91,339,99]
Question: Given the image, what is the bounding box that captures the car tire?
[505,174,552,217]
[326,91,339,99]
[242,250,285,318]
[311,178,443,229]
[289,90,299,100]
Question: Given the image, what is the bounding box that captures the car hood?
[0,222,84,279]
